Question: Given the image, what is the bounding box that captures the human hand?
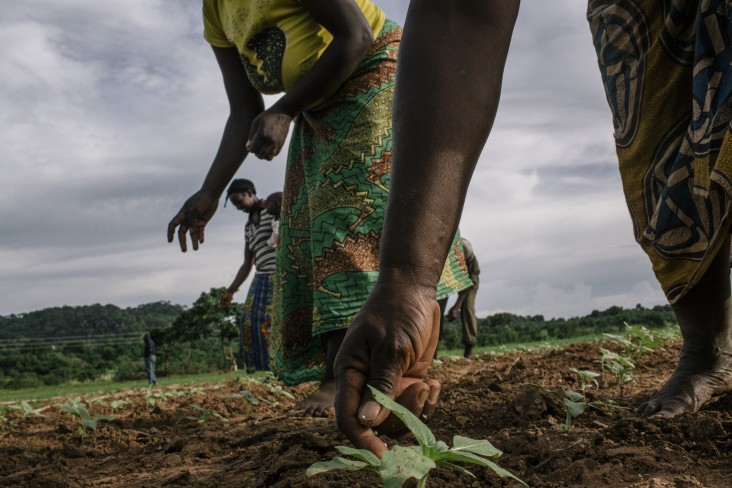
[219,291,234,309]
[246,109,293,161]
[167,190,219,252]
[447,306,460,322]
[334,280,441,457]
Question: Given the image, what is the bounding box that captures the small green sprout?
[185,405,225,424]
[307,386,526,487]
[8,401,45,418]
[109,399,131,411]
[265,384,295,400]
[528,368,628,432]
[60,397,113,441]
[603,323,664,358]
[569,368,601,401]
[599,348,635,397]
[241,390,261,405]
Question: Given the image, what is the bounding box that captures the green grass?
[436,326,680,359]
[0,370,270,404]
[2,325,680,404]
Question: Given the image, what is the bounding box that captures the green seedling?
[109,399,131,411]
[603,323,664,358]
[527,381,627,432]
[239,390,262,405]
[185,404,225,424]
[569,368,601,401]
[307,386,526,487]
[145,389,156,407]
[60,397,113,441]
[89,397,107,407]
[145,389,177,407]
[599,348,635,397]
[265,384,295,400]
[8,401,45,418]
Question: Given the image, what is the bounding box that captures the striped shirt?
[245,210,277,273]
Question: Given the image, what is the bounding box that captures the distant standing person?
[143,333,157,387]
[219,179,277,373]
[446,238,480,359]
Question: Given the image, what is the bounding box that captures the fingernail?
[417,388,429,406]
[359,401,381,423]
[428,387,439,404]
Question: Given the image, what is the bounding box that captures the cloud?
[0,1,669,317]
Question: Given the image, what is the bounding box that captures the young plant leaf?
[563,398,588,418]
[242,390,260,405]
[367,385,436,448]
[434,450,528,487]
[380,445,434,488]
[451,435,503,459]
[306,457,371,476]
[564,389,585,403]
[335,446,381,467]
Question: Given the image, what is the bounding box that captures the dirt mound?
[2,340,730,487]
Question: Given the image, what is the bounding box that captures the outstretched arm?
[167,47,263,252]
[220,247,255,309]
[334,0,520,456]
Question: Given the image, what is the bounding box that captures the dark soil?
[2,340,731,487]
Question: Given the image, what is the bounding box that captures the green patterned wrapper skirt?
[269,20,472,385]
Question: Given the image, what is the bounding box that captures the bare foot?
[290,381,335,417]
[638,236,732,417]
[637,347,732,417]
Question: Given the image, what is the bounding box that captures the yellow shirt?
[203,0,385,95]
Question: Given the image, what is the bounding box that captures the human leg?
[461,287,478,358]
[637,235,732,416]
[242,273,273,372]
[589,0,732,415]
[285,21,403,416]
[145,356,156,386]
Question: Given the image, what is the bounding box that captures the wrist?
[374,266,437,300]
[270,100,299,119]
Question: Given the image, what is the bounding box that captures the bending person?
[168,0,471,417]
[219,179,276,373]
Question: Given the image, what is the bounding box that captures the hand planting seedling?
[307,386,526,487]
[60,397,113,441]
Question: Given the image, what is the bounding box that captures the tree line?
[438,304,676,350]
[0,294,675,390]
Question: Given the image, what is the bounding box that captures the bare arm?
[334,0,520,456]
[220,246,255,308]
[167,47,263,252]
[201,47,264,196]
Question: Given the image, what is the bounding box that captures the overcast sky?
[0,1,667,319]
